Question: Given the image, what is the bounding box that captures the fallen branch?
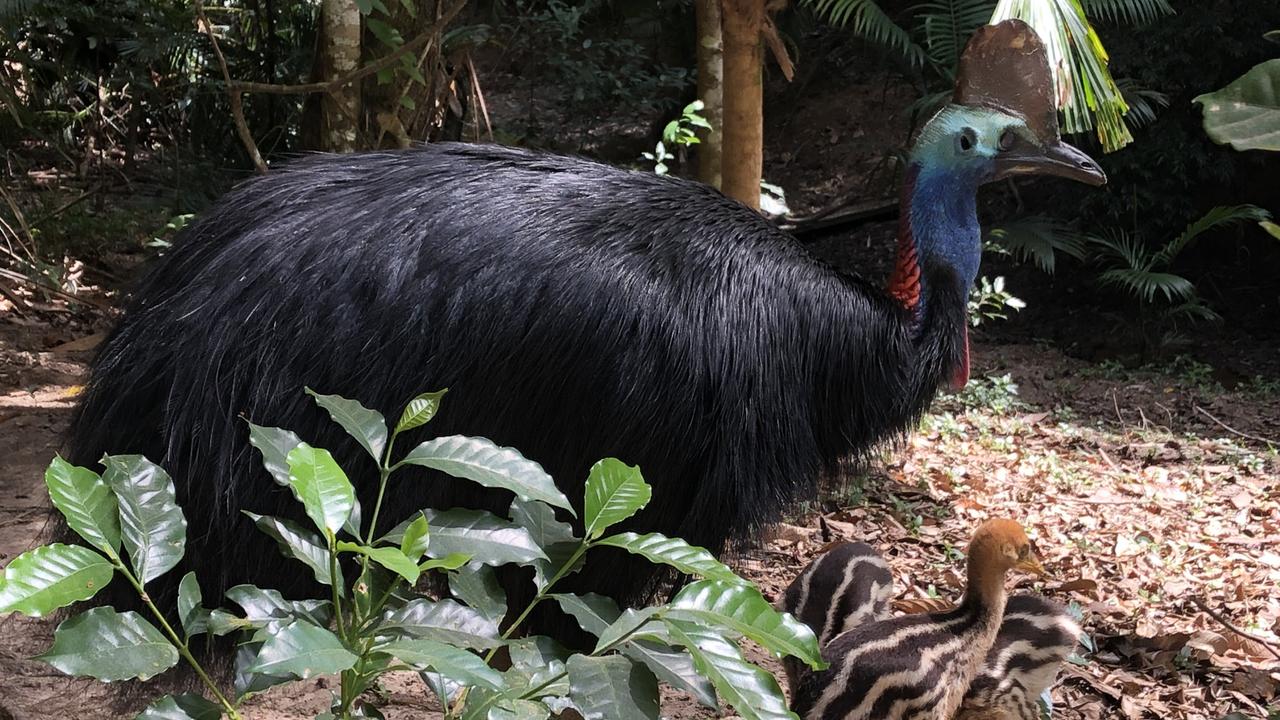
[1194,405,1278,447]
[1190,596,1280,662]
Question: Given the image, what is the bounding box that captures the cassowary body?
[67,142,965,612]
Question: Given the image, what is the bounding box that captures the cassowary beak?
[994,138,1107,186]
[1016,555,1048,578]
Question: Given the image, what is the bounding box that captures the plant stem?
[117,562,241,719]
[330,535,348,641]
[448,540,593,717]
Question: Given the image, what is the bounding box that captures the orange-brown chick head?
[968,518,1046,578]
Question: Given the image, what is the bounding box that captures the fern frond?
[1081,0,1173,26]
[915,0,996,74]
[1167,301,1221,324]
[1097,268,1196,304]
[1158,204,1271,264]
[803,0,925,65]
[985,216,1088,273]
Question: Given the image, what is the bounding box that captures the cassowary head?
[911,104,1105,188]
[912,17,1107,189]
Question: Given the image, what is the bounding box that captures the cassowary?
[64,22,1103,626]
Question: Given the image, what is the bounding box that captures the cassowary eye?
[957,128,976,152]
[998,129,1017,151]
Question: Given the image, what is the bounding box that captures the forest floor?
[1,284,1278,720]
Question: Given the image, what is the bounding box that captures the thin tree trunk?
[720,0,763,210]
[320,0,362,152]
[695,0,724,189]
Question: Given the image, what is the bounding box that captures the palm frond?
[1157,204,1272,264]
[914,0,996,74]
[1167,301,1222,324]
[1116,77,1168,130]
[1088,230,1151,271]
[992,0,1133,151]
[1097,268,1197,304]
[985,215,1088,273]
[1081,0,1173,26]
[802,0,925,65]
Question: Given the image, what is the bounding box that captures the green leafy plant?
[1087,204,1272,351]
[967,275,1026,326]
[0,390,823,720]
[642,100,712,175]
[1194,57,1280,153]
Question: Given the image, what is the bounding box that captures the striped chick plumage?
[784,519,1048,720]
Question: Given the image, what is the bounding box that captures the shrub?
[0,389,824,719]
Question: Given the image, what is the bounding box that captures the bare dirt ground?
[2,297,1277,719]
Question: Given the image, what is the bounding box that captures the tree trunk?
[720,0,763,209]
[695,0,724,189]
[320,0,362,152]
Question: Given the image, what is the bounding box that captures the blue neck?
[906,163,983,313]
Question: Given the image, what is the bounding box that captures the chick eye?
[957,127,976,153]
[998,129,1017,152]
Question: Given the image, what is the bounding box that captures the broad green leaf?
[136,693,223,720]
[421,553,470,572]
[386,510,547,567]
[399,436,573,514]
[306,388,389,462]
[378,597,502,649]
[502,636,571,704]
[246,423,303,487]
[511,498,583,589]
[208,609,251,636]
[448,562,507,623]
[399,514,431,560]
[667,580,824,670]
[45,456,119,555]
[552,592,624,637]
[103,455,188,584]
[594,532,742,584]
[246,512,341,586]
[246,620,357,677]
[593,607,662,654]
[550,593,713,706]
[487,699,551,720]
[235,641,294,699]
[664,620,795,720]
[375,638,503,689]
[395,389,448,434]
[337,541,419,584]
[566,654,659,720]
[583,459,649,539]
[177,572,208,637]
[1194,60,1280,152]
[0,543,114,616]
[286,444,355,536]
[226,585,333,630]
[37,607,179,681]
[1261,220,1280,240]
[621,639,717,709]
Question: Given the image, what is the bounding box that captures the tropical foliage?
[0,390,824,720]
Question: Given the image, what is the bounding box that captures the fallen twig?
[1194,405,1278,447]
[1190,596,1280,662]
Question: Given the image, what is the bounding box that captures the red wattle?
[949,325,970,390]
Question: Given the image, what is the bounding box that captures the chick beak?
[1015,556,1049,578]
[994,138,1107,186]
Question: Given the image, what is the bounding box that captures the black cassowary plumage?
[66,142,965,623]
